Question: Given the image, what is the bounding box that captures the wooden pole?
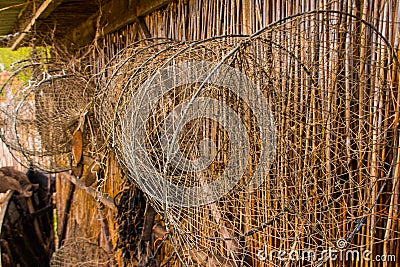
[59,173,116,211]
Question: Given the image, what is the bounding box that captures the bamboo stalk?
[381,2,396,265]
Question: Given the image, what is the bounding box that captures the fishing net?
[95,36,246,165]
[50,237,110,267]
[101,10,399,266]
[0,60,95,172]
[95,38,179,149]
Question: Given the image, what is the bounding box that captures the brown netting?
[50,237,110,267]
[95,38,179,150]
[103,11,399,266]
[0,59,95,172]
[94,36,246,168]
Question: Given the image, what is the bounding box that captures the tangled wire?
[0,9,399,267]
[97,10,400,266]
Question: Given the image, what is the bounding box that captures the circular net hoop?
[101,10,399,266]
[50,237,110,267]
[95,36,246,163]
[0,61,94,172]
[95,38,178,146]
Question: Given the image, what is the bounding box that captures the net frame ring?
[123,60,277,207]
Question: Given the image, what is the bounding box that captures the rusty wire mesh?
[99,10,400,266]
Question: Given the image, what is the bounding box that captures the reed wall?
[56,1,400,266]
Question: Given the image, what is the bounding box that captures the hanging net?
[50,237,110,267]
[0,60,94,172]
[101,10,399,266]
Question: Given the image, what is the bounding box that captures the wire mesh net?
[95,36,247,166]
[95,38,180,150]
[50,237,110,267]
[99,10,399,266]
[0,60,95,172]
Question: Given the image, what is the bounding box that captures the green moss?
[0,47,32,71]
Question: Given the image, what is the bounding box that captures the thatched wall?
[102,0,399,53]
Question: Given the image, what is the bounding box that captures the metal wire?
[0,59,94,172]
[101,11,399,266]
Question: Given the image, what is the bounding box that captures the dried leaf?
[71,129,83,166]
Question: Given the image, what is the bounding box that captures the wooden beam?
[137,16,151,38]
[68,0,131,48]
[39,0,63,19]
[59,183,75,247]
[68,15,97,48]
[11,0,63,50]
[101,0,172,35]
[66,0,173,48]
[59,172,116,211]
[136,0,174,16]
